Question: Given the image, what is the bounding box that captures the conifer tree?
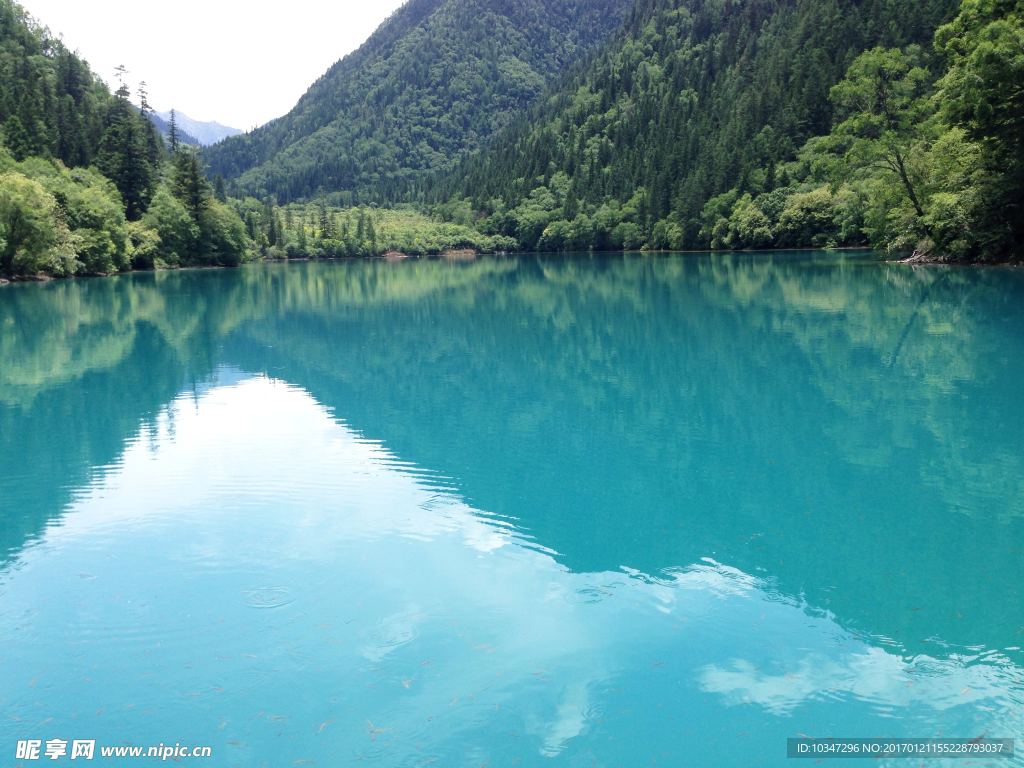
[213,174,227,202]
[96,65,155,220]
[137,81,152,116]
[171,146,209,220]
[319,203,329,238]
[136,81,166,176]
[168,109,180,155]
[3,114,31,161]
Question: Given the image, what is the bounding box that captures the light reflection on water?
[1,254,1023,765]
[0,376,1019,766]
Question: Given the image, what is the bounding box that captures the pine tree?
[318,203,329,238]
[213,174,227,202]
[135,81,166,177]
[3,114,31,161]
[171,146,210,220]
[265,205,277,246]
[137,81,152,116]
[168,109,180,155]
[95,66,156,220]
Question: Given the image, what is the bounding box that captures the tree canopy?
[0,0,253,278]
[201,0,633,205]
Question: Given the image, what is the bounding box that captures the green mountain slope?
[0,0,255,278]
[428,0,961,251]
[202,0,632,205]
[0,0,112,166]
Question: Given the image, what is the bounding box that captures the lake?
[1,253,1022,766]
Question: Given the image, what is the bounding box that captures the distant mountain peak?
[154,110,242,147]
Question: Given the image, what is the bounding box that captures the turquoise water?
[1,253,1022,766]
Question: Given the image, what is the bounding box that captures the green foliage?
[141,187,197,267]
[229,198,515,259]
[203,0,632,204]
[430,0,956,251]
[0,0,110,167]
[172,148,210,221]
[3,114,30,161]
[35,161,131,273]
[127,220,161,269]
[198,199,249,267]
[141,179,250,268]
[0,151,133,276]
[934,0,1024,258]
[0,171,72,275]
[413,0,1019,262]
[829,49,933,206]
[95,96,162,221]
[0,0,252,277]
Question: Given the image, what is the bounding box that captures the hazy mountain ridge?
[155,110,241,146]
[146,111,200,147]
[202,0,633,204]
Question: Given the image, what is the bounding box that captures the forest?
[204,0,1020,263]
[202,0,634,205]
[427,0,1023,262]
[232,198,516,258]
[0,0,250,279]
[2,0,1022,274]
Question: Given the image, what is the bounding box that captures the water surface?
[1,253,1023,766]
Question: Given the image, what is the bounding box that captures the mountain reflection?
[2,254,1022,662]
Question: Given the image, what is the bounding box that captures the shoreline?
[0,264,232,287]
[2,249,1017,286]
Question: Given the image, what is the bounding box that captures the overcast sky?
[19,0,408,130]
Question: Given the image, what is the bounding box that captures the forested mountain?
[0,0,112,167]
[3,0,1020,269]
[428,0,956,249]
[0,0,252,278]
[202,0,633,205]
[154,110,240,146]
[429,0,1023,261]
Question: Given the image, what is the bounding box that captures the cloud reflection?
[2,373,1021,764]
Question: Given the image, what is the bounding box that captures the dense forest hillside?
[0,0,112,167]
[0,0,252,278]
[426,0,955,248]
[202,0,633,205]
[429,0,1023,261]
[3,0,1020,270]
